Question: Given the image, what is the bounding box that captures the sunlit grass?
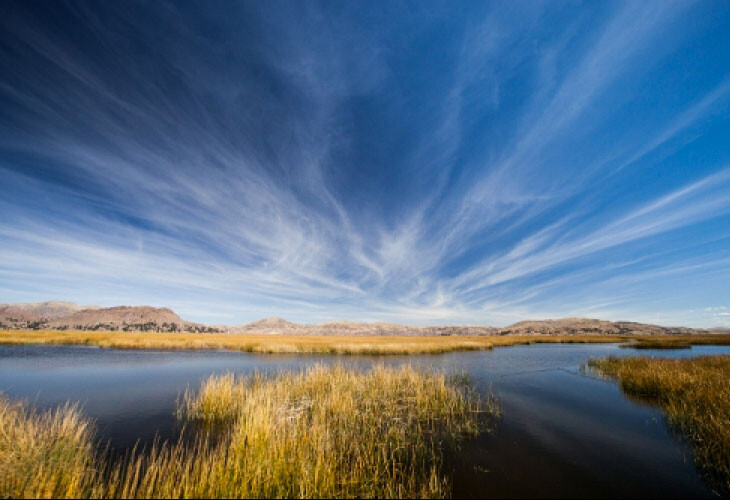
[0,330,494,354]
[0,364,496,498]
[165,364,496,498]
[4,330,728,355]
[588,356,730,496]
[0,397,99,499]
[619,339,692,349]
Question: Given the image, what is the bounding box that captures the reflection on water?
[1,343,727,498]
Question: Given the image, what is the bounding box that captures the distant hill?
[496,318,699,336]
[709,327,730,334]
[224,317,499,336]
[0,301,716,336]
[227,317,303,334]
[0,302,220,333]
[228,316,701,336]
[0,301,98,322]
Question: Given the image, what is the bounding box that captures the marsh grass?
[0,331,496,354]
[0,364,495,498]
[619,339,692,349]
[4,331,726,355]
[0,397,100,499]
[167,364,495,498]
[589,356,730,496]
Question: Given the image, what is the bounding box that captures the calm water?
[2,343,728,498]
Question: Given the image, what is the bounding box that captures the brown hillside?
[0,303,221,333]
[0,301,711,336]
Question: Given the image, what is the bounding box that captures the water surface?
[2,343,727,498]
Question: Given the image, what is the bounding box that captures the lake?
[1,343,727,498]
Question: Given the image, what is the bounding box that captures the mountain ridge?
[1,301,724,336]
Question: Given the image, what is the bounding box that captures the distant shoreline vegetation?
[1,331,730,355]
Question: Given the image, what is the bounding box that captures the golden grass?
[620,338,692,349]
[0,364,496,498]
[589,356,730,496]
[0,330,494,354]
[5,330,729,355]
[0,397,99,499]
[619,335,730,350]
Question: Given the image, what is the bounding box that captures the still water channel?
[2,343,728,498]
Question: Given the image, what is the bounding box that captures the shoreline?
[2,331,730,355]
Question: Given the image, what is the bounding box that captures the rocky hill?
[0,301,714,336]
[226,317,303,334]
[495,318,700,336]
[0,302,220,333]
[0,301,98,323]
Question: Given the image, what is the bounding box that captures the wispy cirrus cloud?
[1,0,729,326]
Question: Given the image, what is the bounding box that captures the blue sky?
[1,1,729,327]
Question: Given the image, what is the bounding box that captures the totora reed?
[0,397,99,498]
[588,355,730,497]
[0,364,497,498]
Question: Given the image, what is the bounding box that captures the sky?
[1,1,729,327]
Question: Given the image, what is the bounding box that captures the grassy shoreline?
[1,364,495,498]
[1,330,730,355]
[588,356,730,496]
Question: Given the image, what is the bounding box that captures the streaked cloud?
[1,0,729,326]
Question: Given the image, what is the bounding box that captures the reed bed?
[0,331,495,354]
[0,397,99,499]
[0,364,495,498]
[5,330,727,355]
[589,356,730,496]
[620,339,692,349]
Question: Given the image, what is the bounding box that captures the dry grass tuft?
[163,364,494,498]
[0,364,495,498]
[0,397,99,499]
[589,356,730,496]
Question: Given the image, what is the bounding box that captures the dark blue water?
[1,343,727,498]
